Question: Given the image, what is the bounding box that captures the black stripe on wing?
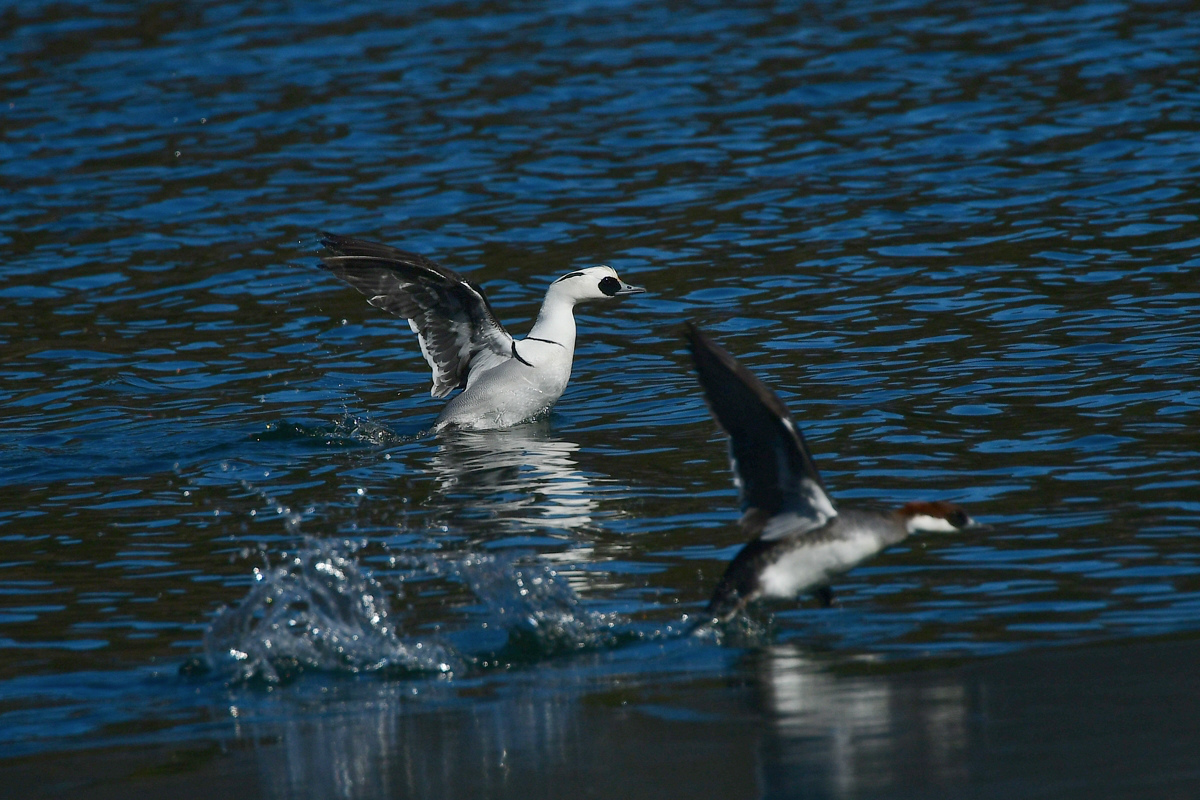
[684,322,836,535]
[318,233,513,398]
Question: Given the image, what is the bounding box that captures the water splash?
[253,414,428,448]
[445,554,628,660]
[201,538,458,684]
[194,536,661,685]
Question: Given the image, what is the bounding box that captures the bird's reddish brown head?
[896,501,975,532]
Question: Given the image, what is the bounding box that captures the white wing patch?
[802,480,837,526]
[759,512,817,540]
[753,480,836,542]
[410,319,452,398]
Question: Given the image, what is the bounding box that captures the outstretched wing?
[318,233,513,397]
[684,322,836,540]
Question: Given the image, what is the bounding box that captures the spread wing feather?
[685,322,837,539]
[318,233,513,397]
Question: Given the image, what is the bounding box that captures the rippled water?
[4,0,1200,796]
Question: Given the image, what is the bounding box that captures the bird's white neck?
[527,288,578,351]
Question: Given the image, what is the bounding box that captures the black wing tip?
[317,231,362,255]
[312,233,461,281]
[682,321,793,425]
[682,320,748,378]
[316,232,352,264]
[681,321,733,394]
[682,320,710,355]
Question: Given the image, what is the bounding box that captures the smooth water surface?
[3,0,1200,796]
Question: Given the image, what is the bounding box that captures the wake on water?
[190,415,740,686]
[192,537,653,685]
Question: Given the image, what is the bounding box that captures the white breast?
[435,338,575,430]
[757,534,885,598]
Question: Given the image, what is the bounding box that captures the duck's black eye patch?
[599,276,621,296]
[554,271,585,284]
[948,509,969,528]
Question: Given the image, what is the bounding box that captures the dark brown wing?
[685,322,836,539]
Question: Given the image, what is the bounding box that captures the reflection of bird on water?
[427,421,599,533]
[758,642,968,794]
[685,323,981,622]
[316,233,644,431]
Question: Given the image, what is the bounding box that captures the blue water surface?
[2,0,1200,796]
